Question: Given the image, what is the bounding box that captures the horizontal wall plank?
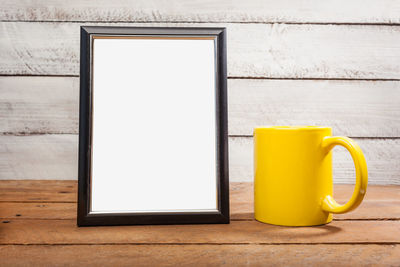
[230,137,400,184]
[2,77,399,137]
[0,135,78,181]
[0,135,398,184]
[1,184,399,220]
[230,79,400,136]
[1,219,399,244]
[1,22,400,79]
[1,244,400,266]
[0,76,78,134]
[1,0,400,24]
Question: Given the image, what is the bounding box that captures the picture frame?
[77,26,229,226]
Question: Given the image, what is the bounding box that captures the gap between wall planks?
[1,22,400,79]
[1,0,400,24]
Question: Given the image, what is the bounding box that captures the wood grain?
[0,180,76,202]
[2,0,400,24]
[1,183,399,265]
[1,193,399,221]
[4,181,400,201]
[2,22,400,79]
[0,76,78,134]
[0,135,78,181]
[2,77,399,137]
[0,2,399,265]
[1,244,400,266]
[0,135,398,184]
[229,79,400,137]
[0,203,76,219]
[1,182,399,220]
[230,183,400,221]
[7,181,400,202]
[229,183,400,204]
[0,219,399,244]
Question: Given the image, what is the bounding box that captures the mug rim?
[254,126,331,131]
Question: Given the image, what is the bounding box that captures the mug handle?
[321,136,368,214]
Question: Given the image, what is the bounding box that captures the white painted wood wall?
[1,0,399,184]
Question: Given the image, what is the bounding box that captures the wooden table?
[1,181,399,266]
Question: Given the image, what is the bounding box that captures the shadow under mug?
[254,126,368,226]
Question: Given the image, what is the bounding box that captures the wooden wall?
[1,0,399,184]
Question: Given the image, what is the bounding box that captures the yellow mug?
[254,126,368,226]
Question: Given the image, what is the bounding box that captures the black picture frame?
[77,26,229,226]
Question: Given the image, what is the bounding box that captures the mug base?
[254,217,333,227]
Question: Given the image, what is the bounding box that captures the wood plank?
[1,244,400,266]
[0,203,75,219]
[1,183,399,220]
[230,183,400,203]
[0,76,78,134]
[0,135,398,184]
[0,219,399,244]
[230,183,400,220]
[2,22,400,79]
[229,79,400,137]
[2,0,400,24]
[2,77,399,137]
[0,180,76,202]
[1,198,399,221]
[0,135,78,181]
[230,137,400,184]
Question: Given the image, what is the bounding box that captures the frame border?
[77,26,229,226]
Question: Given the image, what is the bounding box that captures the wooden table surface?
[1,181,399,266]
